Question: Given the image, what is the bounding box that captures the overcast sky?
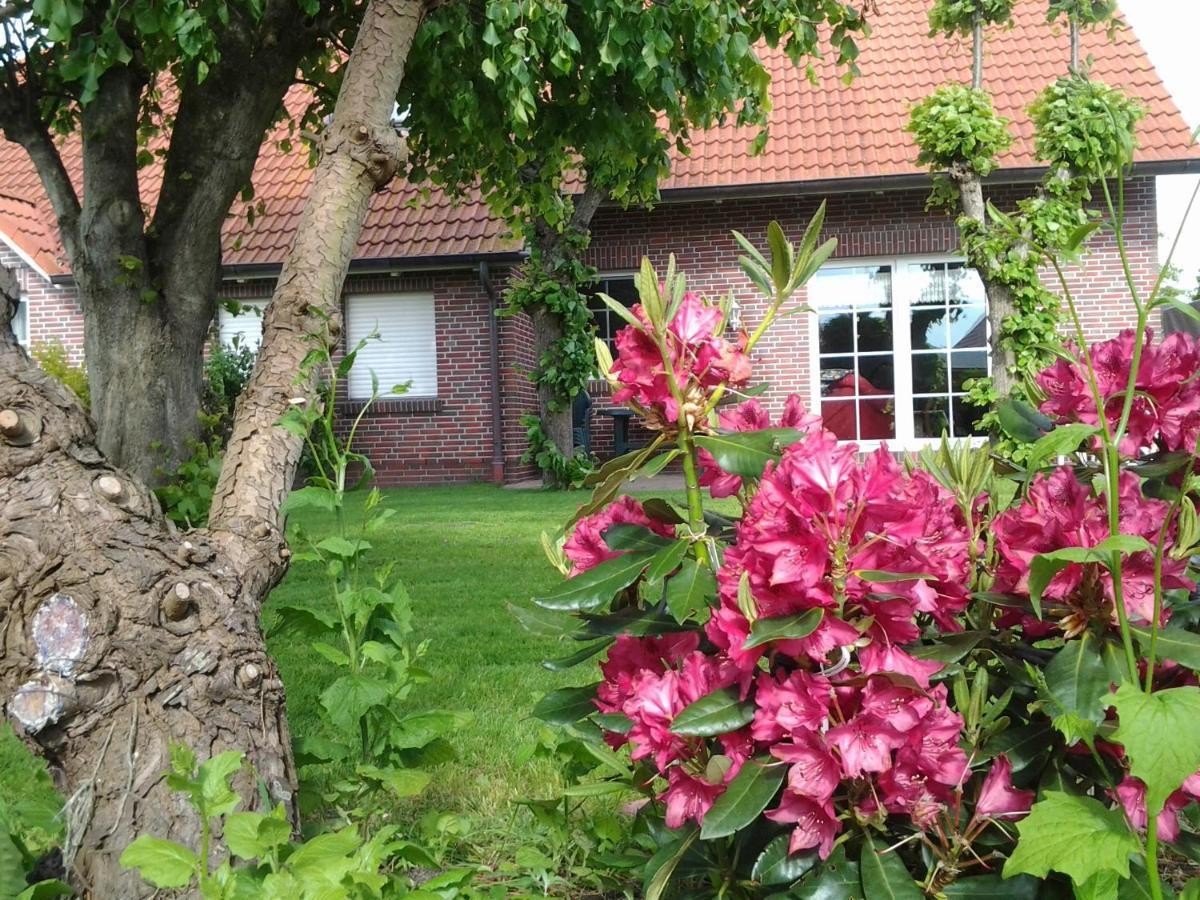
[1120,0,1200,292]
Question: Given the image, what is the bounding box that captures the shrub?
[30,340,89,410]
[908,84,1012,176]
[517,214,1200,898]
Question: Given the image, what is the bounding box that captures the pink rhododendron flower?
[975,754,1034,820]
[751,670,833,743]
[660,731,752,827]
[765,793,839,858]
[596,633,701,719]
[993,467,1192,631]
[697,395,822,498]
[707,428,972,671]
[1038,328,1200,456]
[610,293,751,428]
[563,495,675,576]
[1113,776,1194,842]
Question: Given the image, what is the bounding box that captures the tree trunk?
[525,184,606,486]
[971,14,983,90]
[949,162,1016,402]
[0,0,422,895]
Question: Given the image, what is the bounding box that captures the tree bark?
[525,184,606,486]
[948,162,1016,403]
[0,1,422,895]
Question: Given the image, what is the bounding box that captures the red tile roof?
[0,0,1195,277]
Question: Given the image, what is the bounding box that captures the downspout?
[479,261,506,483]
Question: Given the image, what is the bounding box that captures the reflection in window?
[908,262,988,439]
[585,276,639,354]
[812,266,896,441]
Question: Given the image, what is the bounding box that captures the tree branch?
[206,0,424,591]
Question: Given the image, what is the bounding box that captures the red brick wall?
[2,245,86,361]
[10,176,1161,486]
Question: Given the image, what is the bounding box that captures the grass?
[0,483,690,855]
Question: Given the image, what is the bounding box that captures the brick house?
[1,1,1197,484]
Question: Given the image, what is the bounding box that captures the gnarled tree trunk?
[0,1,422,895]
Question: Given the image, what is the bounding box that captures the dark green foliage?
[200,336,255,443]
[30,340,89,410]
[1045,0,1119,27]
[927,0,1014,36]
[520,413,596,489]
[908,85,1013,176]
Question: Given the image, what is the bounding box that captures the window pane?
[604,277,639,305]
[911,305,949,350]
[912,352,948,393]
[910,263,947,306]
[947,265,986,306]
[585,276,636,352]
[345,294,438,400]
[821,397,895,441]
[818,313,854,353]
[858,354,895,393]
[953,395,989,437]
[856,310,893,352]
[13,297,28,345]
[819,356,855,394]
[913,396,951,439]
[949,305,986,348]
[950,349,988,390]
[809,265,892,310]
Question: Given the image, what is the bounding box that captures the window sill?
[337,397,444,416]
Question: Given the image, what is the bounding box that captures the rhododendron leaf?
[645,540,690,582]
[595,291,643,331]
[742,609,824,650]
[699,757,785,839]
[579,605,680,637]
[1026,422,1100,468]
[533,553,652,611]
[854,569,939,584]
[641,450,682,480]
[860,833,923,899]
[507,602,575,638]
[1004,792,1138,886]
[941,874,1039,898]
[1107,683,1200,819]
[1183,877,1200,900]
[641,498,686,525]
[560,780,629,798]
[981,722,1055,772]
[909,630,985,663]
[603,523,675,553]
[1130,625,1200,672]
[644,828,699,900]
[1065,220,1103,253]
[532,684,601,726]
[1129,451,1193,479]
[541,638,613,672]
[671,686,755,736]
[791,845,860,899]
[1164,297,1200,325]
[574,441,662,524]
[594,712,632,734]
[694,429,803,479]
[751,834,818,886]
[665,558,716,624]
[767,220,792,295]
[1041,632,1113,739]
[996,398,1053,443]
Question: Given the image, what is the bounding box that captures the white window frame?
[344,292,438,401]
[806,254,991,452]
[13,294,28,347]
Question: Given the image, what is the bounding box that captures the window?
[217,299,267,350]
[809,259,989,446]
[344,293,437,400]
[585,275,638,353]
[13,295,28,346]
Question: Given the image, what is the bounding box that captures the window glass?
[344,294,437,400]
[13,296,28,346]
[216,300,267,351]
[585,276,638,354]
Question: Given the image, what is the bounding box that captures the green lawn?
[1,484,678,854]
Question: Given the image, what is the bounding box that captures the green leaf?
[791,845,860,899]
[859,832,923,899]
[854,569,938,583]
[644,828,698,900]
[1130,625,1200,672]
[742,609,823,650]
[197,750,244,819]
[996,398,1053,443]
[1065,220,1102,253]
[541,638,613,672]
[908,631,985,663]
[356,764,431,798]
[981,721,1055,772]
[1004,792,1140,886]
[694,429,802,479]
[507,602,574,638]
[533,552,652,612]
[603,523,674,553]
[311,642,350,666]
[0,832,27,899]
[223,809,290,861]
[1042,632,1113,740]
[1027,422,1099,466]
[281,486,336,515]
[532,684,599,725]
[1163,298,1200,324]
[1107,683,1200,819]
[941,874,1040,898]
[699,757,784,839]
[645,540,689,582]
[320,674,392,734]
[665,558,716,623]
[284,827,360,881]
[315,535,369,560]
[16,880,74,900]
[751,835,818,886]
[671,686,755,737]
[120,835,199,888]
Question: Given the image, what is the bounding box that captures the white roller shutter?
[217,300,267,350]
[345,293,438,399]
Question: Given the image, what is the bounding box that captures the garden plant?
[522,204,1200,898]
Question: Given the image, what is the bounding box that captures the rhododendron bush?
[518,213,1200,899]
